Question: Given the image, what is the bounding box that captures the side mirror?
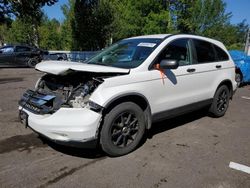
[159,59,179,69]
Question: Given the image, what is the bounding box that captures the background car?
[229,50,250,86]
[0,44,48,68]
[43,52,68,61]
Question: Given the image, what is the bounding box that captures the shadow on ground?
[40,137,106,159]
[54,108,208,158]
[146,108,209,139]
[0,133,46,154]
[1,108,208,158]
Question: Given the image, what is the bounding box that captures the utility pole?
[245,29,250,55]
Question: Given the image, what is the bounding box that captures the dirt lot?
[0,68,249,188]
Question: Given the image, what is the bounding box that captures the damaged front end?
[19,71,115,115]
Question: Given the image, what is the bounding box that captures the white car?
[19,34,237,156]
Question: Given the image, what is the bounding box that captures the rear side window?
[15,46,31,52]
[213,44,229,61]
[193,39,216,63]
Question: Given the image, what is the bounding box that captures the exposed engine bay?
[19,71,119,114]
[36,72,103,109]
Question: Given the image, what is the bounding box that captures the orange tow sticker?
[154,64,165,84]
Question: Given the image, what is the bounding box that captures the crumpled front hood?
[35,61,130,75]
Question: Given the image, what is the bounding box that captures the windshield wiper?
[87,62,109,66]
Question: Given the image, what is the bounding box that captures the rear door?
[191,39,227,99]
[15,46,32,66]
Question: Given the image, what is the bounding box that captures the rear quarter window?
[213,44,229,61]
[193,39,216,63]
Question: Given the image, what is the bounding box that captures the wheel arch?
[102,93,152,130]
[235,67,243,75]
[235,67,243,79]
[216,79,233,99]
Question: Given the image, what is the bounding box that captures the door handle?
[216,65,222,68]
[187,68,196,73]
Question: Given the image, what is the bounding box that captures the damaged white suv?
[19,34,237,156]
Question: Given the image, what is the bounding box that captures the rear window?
[193,39,216,63]
[0,46,14,53]
[213,44,229,61]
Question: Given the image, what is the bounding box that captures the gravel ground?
[0,68,249,188]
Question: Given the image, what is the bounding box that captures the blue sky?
[225,0,250,24]
[43,0,250,25]
[42,0,67,22]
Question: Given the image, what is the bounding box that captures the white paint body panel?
[91,35,236,114]
[19,107,102,142]
[36,60,129,75]
[22,34,237,143]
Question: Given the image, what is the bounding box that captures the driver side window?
[160,38,192,66]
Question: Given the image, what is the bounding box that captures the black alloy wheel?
[100,102,146,157]
[111,112,139,148]
[216,89,228,113]
[209,85,230,117]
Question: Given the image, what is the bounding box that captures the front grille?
[19,90,56,114]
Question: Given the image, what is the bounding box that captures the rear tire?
[209,85,230,117]
[27,58,39,68]
[235,73,242,87]
[100,102,146,157]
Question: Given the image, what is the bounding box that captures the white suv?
[19,34,237,156]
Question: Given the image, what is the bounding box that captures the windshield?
[86,38,162,69]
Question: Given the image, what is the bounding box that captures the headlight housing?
[87,100,103,113]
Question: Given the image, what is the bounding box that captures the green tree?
[71,0,113,50]
[39,17,62,50]
[0,16,11,45]
[93,0,114,48]
[3,0,248,51]
[0,24,8,45]
[0,0,59,46]
[110,0,175,41]
[60,0,74,50]
[0,0,58,20]
[175,0,231,34]
[231,20,249,50]
[171,0,248,49]
[6,19,35,45]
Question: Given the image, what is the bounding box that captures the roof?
[128,34,171,39]
[127,34,224,46]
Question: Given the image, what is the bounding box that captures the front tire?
[100,102,146,157]
[209,85,230,117]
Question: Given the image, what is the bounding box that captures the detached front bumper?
[19,106,102,147]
